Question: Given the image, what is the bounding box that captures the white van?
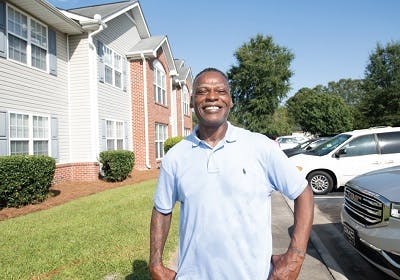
[290,126,400,194]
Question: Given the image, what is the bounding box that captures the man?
[150,68,314,279]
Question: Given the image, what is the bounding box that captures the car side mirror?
[335,148,346,158]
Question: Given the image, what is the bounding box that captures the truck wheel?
[307,171,334,195]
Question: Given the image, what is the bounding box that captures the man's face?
[191,71,233,128]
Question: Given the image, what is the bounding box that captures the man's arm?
[270,185,314,280]
[149,207,176,280]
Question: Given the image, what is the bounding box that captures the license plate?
[343,223,356,246]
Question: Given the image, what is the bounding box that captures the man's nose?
[206,89,219,100]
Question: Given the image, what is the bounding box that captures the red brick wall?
[53,162,99,184]
[130,59,147,170]
[129,49,193,170]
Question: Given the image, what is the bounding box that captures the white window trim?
[106,119,124,150]
[183,86,190,116]
[8,111,51,156]
[103,45,123,89]
[155,123,168,160]
[153,60,167,106]
[6,3,49,73]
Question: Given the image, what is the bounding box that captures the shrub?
[99,150,135,182]
[164,136,184,153]
[0,155,56,208]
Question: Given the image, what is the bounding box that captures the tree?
[361,42,400,127]
[227,34,294,135]
[287,88,353,135]
[320,79,366,129]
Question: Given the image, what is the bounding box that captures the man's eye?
[196,89,207,95]
[217,89,228,95]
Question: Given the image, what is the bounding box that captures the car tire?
[307,171,334,195]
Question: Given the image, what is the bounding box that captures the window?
[155,123,167,159]
[377,132,400,154]
[106,120,124,150]
[7,6,47,71]
[103,46,123,89]
[184,128,191,136]
[341,134,378,157]
[153,61,167,105]
[9,113,49,155]
[183,86,190,116]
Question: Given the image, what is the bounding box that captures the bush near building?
[0,155,56,208]
[99,150,135,182]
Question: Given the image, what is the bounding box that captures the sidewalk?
[272,192,335,279]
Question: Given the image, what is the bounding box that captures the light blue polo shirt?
[154,123,307,280]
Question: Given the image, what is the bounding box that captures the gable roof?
[7,0,83,34]
[127,36,177,76]
[175,59,192,83]
[64,0,150,38]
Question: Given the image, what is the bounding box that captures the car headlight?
[391,203,400,219]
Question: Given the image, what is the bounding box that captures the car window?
[377,131,400,154]
[309,134,351,156]
[341,134,378,157]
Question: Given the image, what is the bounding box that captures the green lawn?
[0,179,179,280]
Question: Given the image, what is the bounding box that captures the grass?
[0,179,179,280]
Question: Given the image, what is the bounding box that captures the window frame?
[153,61,167,106]
[8,112,50,156]
[6,4,48,72]
[182,85,190,116]
[106,119,124,151]
[155,123,168,159]
[102,45,123,89]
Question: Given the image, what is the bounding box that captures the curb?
[282,194,348,280]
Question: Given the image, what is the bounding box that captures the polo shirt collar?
[190,122,237,148]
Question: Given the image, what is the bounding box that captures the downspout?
[85,15,105,164]
[141,53,151,169]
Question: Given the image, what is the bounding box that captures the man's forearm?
[150,207,172,267]
[290,185,314,253]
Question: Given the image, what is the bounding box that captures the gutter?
[83,15,106,163]
[141,53,151,169]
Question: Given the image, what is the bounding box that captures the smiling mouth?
[203,105,221,112]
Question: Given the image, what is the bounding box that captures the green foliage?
[287,88,353,135]
[227,34,294,134]
[361,41,400,127]
[164,136,184,153]
[264,107,294,138]
[318,79,366,129]
[99,150,135,182]
[0,155,55,208]
[0,180,179,279]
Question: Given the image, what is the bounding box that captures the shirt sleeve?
[266,143,308,200]
[153,160,178,214]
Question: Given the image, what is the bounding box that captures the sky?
[49,0,400,97]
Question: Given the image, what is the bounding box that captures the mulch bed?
[0,169,159,221]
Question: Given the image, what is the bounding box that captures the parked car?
[276,135,308,150]
[341,166,400,279]
[290,126,400,194]
[283,137,330,157]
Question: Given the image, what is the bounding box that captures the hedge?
[0,155,56,208]
[99,150,135,182]
[164,136,184,153]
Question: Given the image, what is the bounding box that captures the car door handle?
[372,161,380,164]
[385,160,394,164]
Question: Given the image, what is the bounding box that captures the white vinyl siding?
[0,27,69,162]
[6,5,48,72]
[155,123,167,159]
